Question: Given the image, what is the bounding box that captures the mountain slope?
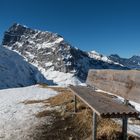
[0,46,47,89]
[2,23,128,85]
[87,50,124,66]
[109,54,140,69]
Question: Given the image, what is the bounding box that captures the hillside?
[2,23,128,85]
[0,46,47,89]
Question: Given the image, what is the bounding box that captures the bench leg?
[74,95,77,113]
[122,115,128,140]
[93,112,97,140]
[122,99,128,140]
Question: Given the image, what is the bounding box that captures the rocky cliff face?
[2,23,128,85]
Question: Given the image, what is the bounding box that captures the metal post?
[122,99,128,140]
[93,112,97,140]
[122,115,128,140]
[74,95,77,113]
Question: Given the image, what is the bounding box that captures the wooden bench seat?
[69,85,139,118]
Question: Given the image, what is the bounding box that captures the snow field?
[0,85,58,140]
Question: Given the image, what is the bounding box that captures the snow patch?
[38,37,63,49]
[45,62,53,67]
[40,67,82,86]
[88,50,112,63]
[25,51,35,59]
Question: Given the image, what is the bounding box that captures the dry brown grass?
[22,99,47,105]
[22,86,139,140]
[38,83,48,87]
[47,87,74,106]
[97,118,121,140]
[35,110,54,118]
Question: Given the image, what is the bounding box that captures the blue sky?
[0,0,140,58]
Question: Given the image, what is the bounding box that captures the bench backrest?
[86,69,140,103]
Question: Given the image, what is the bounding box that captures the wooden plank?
[69,85,139,118]
[86,69,140,103]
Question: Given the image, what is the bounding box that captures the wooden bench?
[69,70,140,140]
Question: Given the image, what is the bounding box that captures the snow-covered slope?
[88,50,114,63]
[0,85,58,140]
[0,46,47,89]
[88,50,111,62]
[88,51,124,66]
[2,23,128,85]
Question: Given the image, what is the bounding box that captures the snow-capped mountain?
[88,50,111,62]
[0,46,47,89]
[109,54,140,69]
[2,23,128,85]
[87,50,123,66]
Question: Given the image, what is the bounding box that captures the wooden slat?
[69,85,139,118]
[86,69,140,104]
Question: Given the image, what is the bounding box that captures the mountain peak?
[109,54,120,58]
[8,23,29,32]
[10,23,28,28]
[2,23,38,46]
[7,23,34,35]
[130,55,140,58]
